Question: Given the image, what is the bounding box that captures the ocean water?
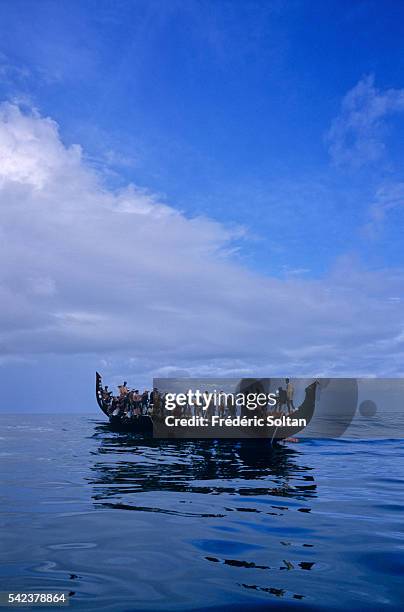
[1,414,404,611]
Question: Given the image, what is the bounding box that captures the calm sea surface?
[1,414,404,611]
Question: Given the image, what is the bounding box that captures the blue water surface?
[0,415,403,611]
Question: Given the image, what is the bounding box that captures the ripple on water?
[191,539,265,555]
[1,415,404,610]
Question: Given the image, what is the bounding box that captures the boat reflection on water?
[89,425,317,500]
[87,426,318,605]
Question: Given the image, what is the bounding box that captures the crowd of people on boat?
[100,382,153,418]
[100,378,296,420]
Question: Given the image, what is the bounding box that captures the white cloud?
[327,75,404,167]
[1,102,404,380]
[0,102,83,188]
[362,182,404,238]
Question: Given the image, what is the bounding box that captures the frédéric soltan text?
[164,414,307,428]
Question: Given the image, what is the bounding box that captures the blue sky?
[0,1,404,411]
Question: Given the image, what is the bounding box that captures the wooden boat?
[96,372,317,439]
[154,380,318,439]
[96,372,153,434]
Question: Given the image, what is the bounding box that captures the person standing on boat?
[142,390,149,413]
[286,378,295,413]
[118,381,128,397]
[102,385,112,409]
[277,386,287,413]
[131,390,142,415]
[153,390,162,417]
[218,392,226,418]
[117,382,131,417]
